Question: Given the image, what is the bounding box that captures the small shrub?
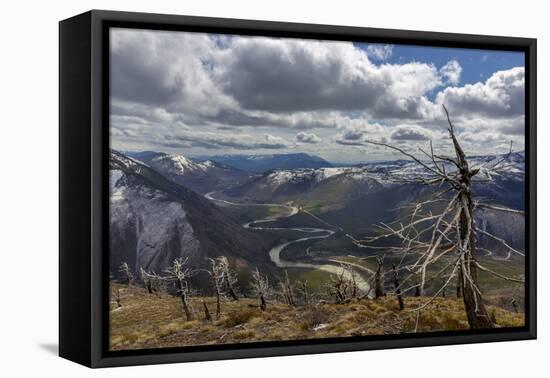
[299,308,330,331]
[223,309,258,327]
[233,330,256,340]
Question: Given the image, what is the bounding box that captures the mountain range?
[126,150,250,193]
[193,152,332,172]
[109,150,272,279]
[112,149,526,277]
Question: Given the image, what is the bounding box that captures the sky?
[109,28,525,163]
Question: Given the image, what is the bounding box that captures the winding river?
[205,191,371,292]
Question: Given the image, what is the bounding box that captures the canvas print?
[108,27,526,351]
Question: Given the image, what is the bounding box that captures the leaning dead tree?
[348,105,525,329]
[218,256,240,301]
[119,262,133,286]
[250,268,270,310]
[164,257,196,321]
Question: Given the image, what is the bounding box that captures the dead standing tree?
[392,264,405,310]
[278,270,296,306]
[119,262,133,286]
[139,268,161,295]
[297,280,310,306]
[327,263,360,303]
[251,268,270,310]
[207,257,225,320]
[348,105,525,330]
[206,256,241,319]
[218,256,240,301]
[164,257,196,321]
[374,256,385,299]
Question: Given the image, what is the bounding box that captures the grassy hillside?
[110,283,524,351]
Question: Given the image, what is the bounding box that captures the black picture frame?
[59,9,537,368]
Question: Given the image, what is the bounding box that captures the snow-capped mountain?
[126,151,250,193]
[194,153,332,173]
[356,151,525,184]
[222,151,524,209]
[224,166,383,207]
[109,150,271,277]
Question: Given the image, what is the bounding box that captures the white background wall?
[0,0,546,376]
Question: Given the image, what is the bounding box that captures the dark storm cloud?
[110,33,182,107]
[217,38,441,118]
[109,28,526,158]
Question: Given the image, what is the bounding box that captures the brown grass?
[109,284,524,351]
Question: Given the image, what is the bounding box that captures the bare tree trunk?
[203,300,212,321]
[459,193,494,329]
[283,270,295,306]
[226,275,239,301]
[511,298,518,313]
[115,288,122,308]
[300,281,309,306]
[374,259,385,299]
[176,279,193,321]
[392,264,404,310]
[259,294,266,311]
[456,267,462,298]
[215,287,221,320]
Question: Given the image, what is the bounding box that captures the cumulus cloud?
[215,37,442,118]
[296,131,321,144]
[365,44,393,61]
[109,28,526,160]
[440,60,462,85]
[170,131,288,150]
[390,125,431,141]
[436,67,524,118]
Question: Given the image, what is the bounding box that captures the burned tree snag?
[298,280,310,306]
[392,264,404,310]
[140,267,160,295]
[260,294,267,311]
[203,300,212,322]
[511,298,519,313]
[225,272,239,301]
[456,267,463,298]
[251,268,270,311]
[165,257,195,321]
[115,288,122,308]
[209,256,240,318]
[219,256,240,301]
[176,278,192,321]
[348,106,525,329]
[119,262,133,286]
[282,270,295,306]
[374,257,385,299]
